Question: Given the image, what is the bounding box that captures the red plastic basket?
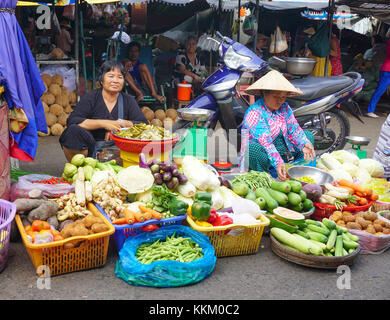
[110,133,179,154]
[312,201,374,221]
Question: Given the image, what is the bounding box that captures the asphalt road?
[2,112,390,300]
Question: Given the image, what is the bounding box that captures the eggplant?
[147,158,159,167]
[138,153,149,169]
[153,172,163,181]
[163,171,172,182]
[177,173,188,185]
[171,167,180,177]
[166,177,179,190]
[159,162,170,172]
[150,164,161,174]
[155,177,163,185]
[219,176,232,189]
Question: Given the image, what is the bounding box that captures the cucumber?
[335,225,344,235]
[342,233,351,242]
[271,228,322,255]
[299,190,307,201]
[307,224,331,236]
[325,252,334,257]
[309,239,327,250]
[343,239,359,250]
[281,243,300,252]
[296,230,310,239]
[290,202,303,212]
[343,248,348,256]
[287,192,302,206]
[326,229,338,250]
[291,234,323,255]
[271,181,291,194]
[307,231,328,243]
[256,188,279,211]
[286,180,302,193]
[322,218,336,230]
[267,188,289,206]
[335,235,344,257]
[346,232,359,242]
[302,199,313,211]
[348,248,355,254]
[306,219,322,227]
[298,222,308,230]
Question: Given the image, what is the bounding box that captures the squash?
[267,215,299,233]
[273,207,305,226]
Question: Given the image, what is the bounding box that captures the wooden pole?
[324,0,335,76]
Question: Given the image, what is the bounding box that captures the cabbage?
[218,186,240,209]
[340,162,359,177]
[329,169,353,182]
[320,153,342,170]
[176,181,196,198]
[316,159,327,170]
[331,150,360,165]
[182,156,220,191]
[355,168,372,184]
[359,159,384,178]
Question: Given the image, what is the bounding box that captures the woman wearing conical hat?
[238,70,316,181]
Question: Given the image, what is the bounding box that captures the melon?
[273,207,305,226]
[268,215,299,233]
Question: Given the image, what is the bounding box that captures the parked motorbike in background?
[172,32,365,160]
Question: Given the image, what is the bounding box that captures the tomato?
[24,225,32,233]
[53,235,64,242]
[32,220,51,232]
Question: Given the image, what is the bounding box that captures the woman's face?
[102,67,124,93]
[185,38,198,54]
[263,91,288,111]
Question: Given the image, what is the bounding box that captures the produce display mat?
[270,235,361,269]
[93,203,186,229]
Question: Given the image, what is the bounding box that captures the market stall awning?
[337,0,390,15]
[17,0,120,6]
[301,9,358,21]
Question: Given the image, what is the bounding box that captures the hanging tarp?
[337,1,390,15]
[17,0,120,6]
[301,9,358,21]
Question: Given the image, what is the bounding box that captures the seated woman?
[238,70,316,181]
[59,60,147,162]
[172,36,207,95]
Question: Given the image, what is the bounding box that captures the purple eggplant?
[166,177,179,190]
[163,171,172,182]
[177,173,188,185]
[147,158,160,167]
[138,153,149,169]
[153,172,163,181]
[150,164,161,174]
[219,176,232,189]
[171,167,180,177]
[155,177,163,185]
[159,162,170,172]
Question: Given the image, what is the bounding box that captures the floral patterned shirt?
[238,98,309,172]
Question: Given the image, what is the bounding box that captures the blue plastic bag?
[115,225,216,287]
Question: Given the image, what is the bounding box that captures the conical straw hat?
[245,70,303,96]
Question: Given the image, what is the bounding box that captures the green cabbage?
[340,162,359,177]
[329,169,353,183]
[331,150,359,166]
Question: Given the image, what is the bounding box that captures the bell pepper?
[195,221,213,228]
[207,208,218,224]
[191,201,211,221]
[168,200,189,216]
[194,192,212,205]
[213,214,233,227]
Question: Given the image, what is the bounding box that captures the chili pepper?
[194,192,212,205]
[207,208,218,224]
[191,201,211,221]
[141,225,160,232]
[168,199,189,216]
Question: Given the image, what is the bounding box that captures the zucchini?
[270,181,291,194]
[286,180,302,193]
[267,188,289,206]
[326,229,338,250]
[335,235,344,257]
[307,231,328,243]
[307,224,331,236]
[322,218,336,230]
[256,188,279,211]
[306,219,322,227]
[271,228,322,255]
[287,192,302,206]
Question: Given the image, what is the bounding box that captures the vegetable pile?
[135,233,203,264]
[114,123,175,140]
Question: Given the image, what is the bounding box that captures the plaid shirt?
[238,98,309,172]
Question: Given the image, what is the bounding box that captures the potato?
[27,201,58,223]
[336,220,346,227]
[365,224,376,234]
[343,211,352,216]
[61,223,74,238]
[373,223,383,232]
[363,211,377,221]
[356,217,369,229]
[354,211,365,219]
[71,224,89,237]
[83,215,102,228]
[346,222,361,230]
[331,211,342,222]
[63,242,74,249]
[91,223,109,233]
[342,214,356,223]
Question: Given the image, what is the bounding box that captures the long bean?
[135,233,203,264]
[232,170,274,190]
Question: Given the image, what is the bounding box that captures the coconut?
[51,48,64,60]
[51,123,64,136]
[42,102,49,113]
[61,86,68,95]
[45,112,57,127]
[49,104,64,116]
[49,84,61,96]
[166,108,178,120]
[41,74,52,87]
[64,104,73,114]
[42,93,56,105]
[163,117,174,129]
[55,93,69,107]
[141,106,151,114]
[51,74,63,86]
[144,109,155,122]
[154,109,166,121]
[68,91,77,104]
[150,118,163,127]
[57,113,69,126]
[38,126,51,137]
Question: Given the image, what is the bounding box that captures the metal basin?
[345,136,371,146]
[285,57,317,76]
[268,56,287,71]
[287,165,334,185]
[177,108,215,122]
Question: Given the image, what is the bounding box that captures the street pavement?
[2,112,390,300]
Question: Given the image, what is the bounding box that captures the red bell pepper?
[213,214,233,234]
[207,209,218,224]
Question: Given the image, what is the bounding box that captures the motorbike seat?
[290,75,354,101]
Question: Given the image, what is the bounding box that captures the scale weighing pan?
[177,108,215,122]
[345,136,371,146]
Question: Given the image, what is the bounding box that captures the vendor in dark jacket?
[59,60,147,162]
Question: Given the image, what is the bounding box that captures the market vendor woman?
[238,70,315,181]
[59,60,147,161]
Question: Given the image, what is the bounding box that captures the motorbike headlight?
[224,46,251,70]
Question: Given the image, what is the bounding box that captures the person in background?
[246,33,270,59]
[122,41,164,103]
[366,29,390,118]
[173,36,206,94]
[373,113,390,179]
[330,26,343,76]
[59,60,147,161]
[56,21,73,56]
[238,70,315,180]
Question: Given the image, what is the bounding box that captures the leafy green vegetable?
[151,184,178,213]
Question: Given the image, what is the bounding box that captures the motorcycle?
[172,32,365,159]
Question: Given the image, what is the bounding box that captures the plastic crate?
[312,201,373,221]
[186,214,270,257]
[14,203,114,276]
[372,200,390,213]
[94,203,187,251]
[0,200,16,273]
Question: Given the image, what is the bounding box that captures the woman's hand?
[277,163,287,181]
[119,120,133,128]
[302,142,316,162]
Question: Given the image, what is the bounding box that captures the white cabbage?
[359,159,384,178]
[329,169,353,183]
[331,150,360,165]
[320,153,342,170]
[340,162,359,177]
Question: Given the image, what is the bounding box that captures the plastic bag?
[115,225,216,287]
[348,228,390,254]
[10,174,74,200]
[308,23,330,58]
[63,5,75,20]
[269,26,288,54]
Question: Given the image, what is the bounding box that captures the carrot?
[133,210,145,223]
[139,205,162,220]
[358,197,368,206]
[366,188,373,196]
[112,218,127,225]
[355,191,365,197]
[123,208,136,224]
[371,193,379,201]
[338,180,367,196]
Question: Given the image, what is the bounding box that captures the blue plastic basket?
[94,203,187,251]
